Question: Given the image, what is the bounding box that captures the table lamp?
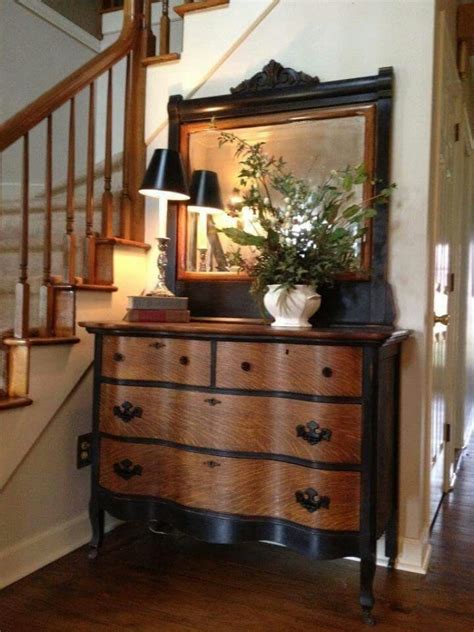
[139,148,189,295]
[188,170,224,272]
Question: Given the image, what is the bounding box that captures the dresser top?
[80,320,410,345]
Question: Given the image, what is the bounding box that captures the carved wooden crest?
[230,60,320,95]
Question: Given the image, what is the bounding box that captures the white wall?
[0,0,98,203]
[0,246,147,588]
[145,0,436,572]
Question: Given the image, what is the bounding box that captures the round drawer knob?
[241,361,251,372]
[113,352,124,362]
[179,355,189,366]
[322,366,333,378]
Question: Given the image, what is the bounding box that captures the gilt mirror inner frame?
[167,63,395,326]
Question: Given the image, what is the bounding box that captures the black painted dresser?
[82,320,408,624]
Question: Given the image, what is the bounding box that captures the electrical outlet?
[77,433,92,469]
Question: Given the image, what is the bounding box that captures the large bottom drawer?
[99,438,360,532]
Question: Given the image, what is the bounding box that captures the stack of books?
[124,295,190,323]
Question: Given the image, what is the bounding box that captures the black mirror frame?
[166,62,395,327]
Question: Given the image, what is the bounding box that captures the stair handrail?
[0,0,144,152]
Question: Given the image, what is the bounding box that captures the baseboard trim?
[0,511,120,590]
[16,0,101,52]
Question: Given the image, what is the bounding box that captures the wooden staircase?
[0,0,231,411]
[0,0,153,408]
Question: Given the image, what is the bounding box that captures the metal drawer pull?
[295,488,330,513]
[241,361,251,372]
[113,352,124,362]
[113,459,143,480]
[322,366,333,378]
[149,341,166,349]
[204,398,222,406]
[296,421,332,445]
[179,355,189,365]
[113,401,143,423]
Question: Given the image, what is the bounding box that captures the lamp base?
[147,237,175,297]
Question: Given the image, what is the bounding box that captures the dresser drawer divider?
[99,377,363,405]
[99,433,362,472]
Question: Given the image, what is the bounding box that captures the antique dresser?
[83,63,405,624]
[83,320,408,625]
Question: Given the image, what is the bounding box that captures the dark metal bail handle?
[295,488,330,513]
[296,421,332,445]
[113,459,143,480]
[113,401,143,423]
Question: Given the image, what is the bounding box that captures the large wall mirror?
[168,62,394,325]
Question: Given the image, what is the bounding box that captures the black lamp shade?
[139,149,190,200]
[188,170,224,213]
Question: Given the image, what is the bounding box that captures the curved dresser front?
[83,321,409,623]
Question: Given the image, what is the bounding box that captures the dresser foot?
[387,557,396,570]
[362,607,376,626]
[88,505,104,559]
[360,557,376,624]
[88,545,100,560]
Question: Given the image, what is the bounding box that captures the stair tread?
[142,53,181,67]
[174,0,229,18]
[0,396,33,411]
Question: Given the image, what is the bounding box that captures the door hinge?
[445,423,451,443]
[454,123,460,142]
[449,272,455,293]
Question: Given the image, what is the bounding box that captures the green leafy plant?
[218,132,395,297]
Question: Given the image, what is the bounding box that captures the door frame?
[424,11,463,528]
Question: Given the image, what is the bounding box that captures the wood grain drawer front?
[100,384,362,464]
[216,342,362,397]
[101,336,211,385]
[100,438,360,531]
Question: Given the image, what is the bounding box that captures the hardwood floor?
[1,441,473,631]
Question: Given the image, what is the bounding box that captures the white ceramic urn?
[263,284,321,328]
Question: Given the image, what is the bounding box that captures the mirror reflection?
[183,110,371,276]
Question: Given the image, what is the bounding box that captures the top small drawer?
[101,335,211,386]
[216,342,362,397]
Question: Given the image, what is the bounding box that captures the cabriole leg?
[385,509,398,569]
[88,503,104,559]
[360,556,376,626]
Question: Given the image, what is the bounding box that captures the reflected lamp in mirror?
[139,149,189,296]
[188,170,224,272]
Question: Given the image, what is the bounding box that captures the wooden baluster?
[102,68,114,238]
[84,83,96,283]
[120,54,132,239]
[126,0,154,243]
[144,0,156,58]
[64,97,76,284]
[160,0,170,56]
[14,133,30,339]
[39,115,54,336]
